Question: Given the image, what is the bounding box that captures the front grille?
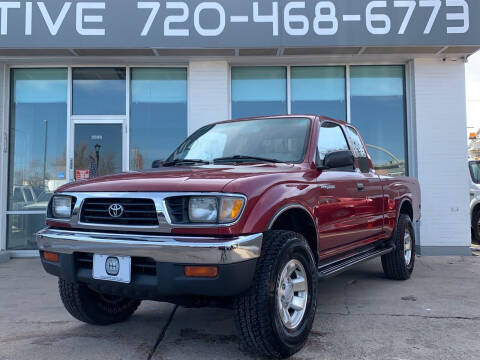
[80,198,158,226]
[165,197,189,224]
[75,253,157,276]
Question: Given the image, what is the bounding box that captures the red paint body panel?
[53,115,421,260]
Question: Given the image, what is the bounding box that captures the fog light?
[43,251,59,263]
[184,266,218,278]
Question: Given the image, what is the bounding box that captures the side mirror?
[151,160,164,168]
[321,150,355,170]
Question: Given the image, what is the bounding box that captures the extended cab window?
[345,126,370,173]
[317,122,349,166]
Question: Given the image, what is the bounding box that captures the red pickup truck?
[37,115,420,358]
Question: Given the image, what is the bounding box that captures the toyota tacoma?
[37,115,421,358]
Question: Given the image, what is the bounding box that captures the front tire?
[58,279,141,325]
[381,214,415,280]
[233,231,317,359]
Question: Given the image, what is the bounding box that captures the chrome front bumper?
[36,228,262,265]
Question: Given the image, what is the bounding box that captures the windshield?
[470,161,480,184]
[166,118,311,164]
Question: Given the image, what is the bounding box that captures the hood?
[56,163,304,194]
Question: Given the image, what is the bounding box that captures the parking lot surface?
[1,255,479,360]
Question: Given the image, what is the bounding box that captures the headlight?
[51,196,73,218]
[187,196,245,224]
[189,197,218,223]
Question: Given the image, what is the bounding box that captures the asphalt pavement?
[1,255,479,360]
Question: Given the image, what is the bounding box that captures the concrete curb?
[0,251,10,263]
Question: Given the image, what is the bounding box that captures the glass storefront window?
[7,214,46,250]
[350,66,407,176]
[73,68,126,115]
[8,68,68,211]
[7,68,67,250]
[291,66,346,121]
[231,67,287,118]
[130,68,187,170]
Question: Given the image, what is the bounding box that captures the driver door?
[314,122,370,253]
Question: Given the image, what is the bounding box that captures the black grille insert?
[80,198,158,226]
[165,197,189,224]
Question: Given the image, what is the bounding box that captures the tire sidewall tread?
[58,279,141,325]
[234,230,317,358]
[381,214,415,281]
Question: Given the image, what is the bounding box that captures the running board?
[318,246,393,279]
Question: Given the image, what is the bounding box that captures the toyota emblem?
[108,203,124,218]
[105,257,120,276]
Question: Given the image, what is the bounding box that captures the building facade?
[0,0,478,256]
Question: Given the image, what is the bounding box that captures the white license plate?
[93,254,131,283]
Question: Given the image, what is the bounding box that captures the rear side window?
[345,126,369,173]
[317,122,349,163]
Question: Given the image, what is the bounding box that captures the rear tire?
[381,214,415,280]
[58,279,141,325]
[233,230,317,359]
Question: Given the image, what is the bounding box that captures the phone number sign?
[0,0,477,48]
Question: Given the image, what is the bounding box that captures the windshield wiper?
[162,159,211,167]
[213,155,282,164]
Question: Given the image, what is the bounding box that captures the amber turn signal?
[184,266,218,278]
[43,251,59,262]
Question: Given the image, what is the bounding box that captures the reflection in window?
[350,66,406,176]
[7,214,46,250]
[130,68,187,170]
[345,126,367,158]
[8,68,67,210]
[74,124,123,178]
[366,145,406,177]
[73,68,126,115]
[7,68,67,250]
[231,67,287,119]
[169,118,310,164]
[317,122,349,162]
[345,126,370,173]
[291,66,346,121]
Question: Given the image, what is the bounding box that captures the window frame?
[349,64,408,176]
[129,67,188,171]
[2,64,189,253]
[72,67,127,116]
[290,65,347,121]
[231,66,288,119]
[229,64,408,176]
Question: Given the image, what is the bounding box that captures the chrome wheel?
[404,228,412,265]
[277,259,308,330]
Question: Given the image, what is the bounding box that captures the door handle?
[357,183,364,191]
